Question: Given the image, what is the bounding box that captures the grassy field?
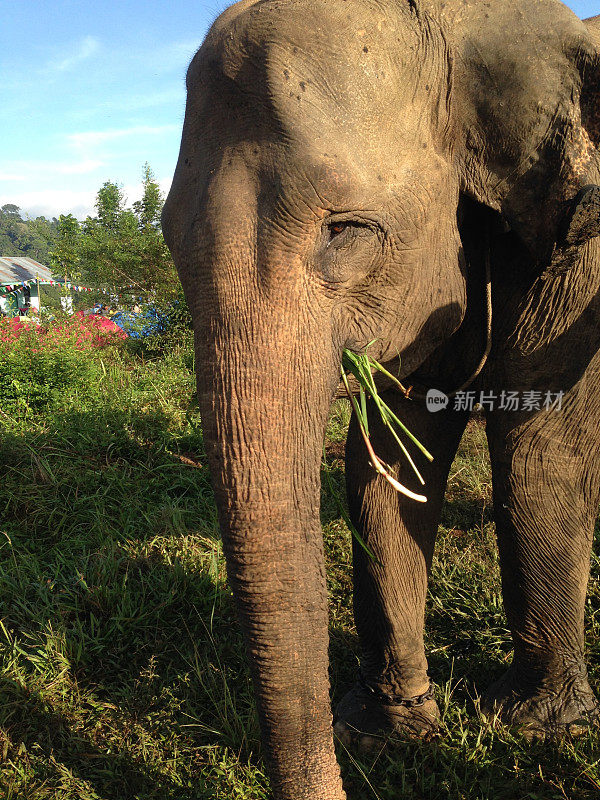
[0,328,599,799]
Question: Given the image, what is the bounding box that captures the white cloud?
[68,125,179,152]
[0,159,103,180]
[159,177,173,197]
[142,39,200,73]
[1,177,173,221]
[121,176,173,204]
[97,88,184,113]
[1,127,178,191]
[0,188,98,220]
[48,36,100,73]
[57,159,104,175]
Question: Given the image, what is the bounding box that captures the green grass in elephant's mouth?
[341,348,433,503]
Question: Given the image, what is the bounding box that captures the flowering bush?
[0,318,31,342]
[0,314,125,414]
[0,312,127,349]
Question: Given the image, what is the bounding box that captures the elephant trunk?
[195,305,345,800]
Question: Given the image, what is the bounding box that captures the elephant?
[162,1,600,798]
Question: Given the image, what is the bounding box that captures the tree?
[49,214,81,282]
[1,164,177,298]
[95,181,127,231]
[131,163,174,294]
[0,205,58,262]
[133,163,163,230]
[0,205,21,255]
[1,204,21,219]
[26,216,59,262]
[78,166,177,295]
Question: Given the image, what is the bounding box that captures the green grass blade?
[322,446,380,564]
[341,348,434,497]
[375,398,434,462]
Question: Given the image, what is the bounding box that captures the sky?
[1,0,599,221]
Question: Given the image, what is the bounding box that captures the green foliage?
[0,204,57,262]
[0,326,100,414]
[4,164,176,303]
[77,166,177,295]
[125,287,194,360]
[95,181,127,230]
[163,286,193,331]
[133,162,164,229]
[49,213,82,283]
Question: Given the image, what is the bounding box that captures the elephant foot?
[333,677,439,753]
[481,663,600,740]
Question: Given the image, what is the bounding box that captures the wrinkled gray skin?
[162,1,600,797]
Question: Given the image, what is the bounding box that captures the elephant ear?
[454,4,600,276]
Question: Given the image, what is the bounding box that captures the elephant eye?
[318,216,385,286]
[329,221,349,238]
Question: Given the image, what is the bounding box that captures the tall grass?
[0,329,598,799]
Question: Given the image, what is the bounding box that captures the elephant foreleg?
[334,394,470,749]
[485,383,600,737]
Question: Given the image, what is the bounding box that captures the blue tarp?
[111,307,168,338]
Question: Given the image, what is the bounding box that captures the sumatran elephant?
[162,1,600,797]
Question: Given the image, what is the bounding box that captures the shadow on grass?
[0,406,266,798]
[0,548,263,798]
[0,406,216,543]
[0,677,198,800]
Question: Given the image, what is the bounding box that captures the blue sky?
[1,0,599,221]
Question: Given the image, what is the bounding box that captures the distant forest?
[0,204,58,264]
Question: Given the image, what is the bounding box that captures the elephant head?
[162,2,600,798]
